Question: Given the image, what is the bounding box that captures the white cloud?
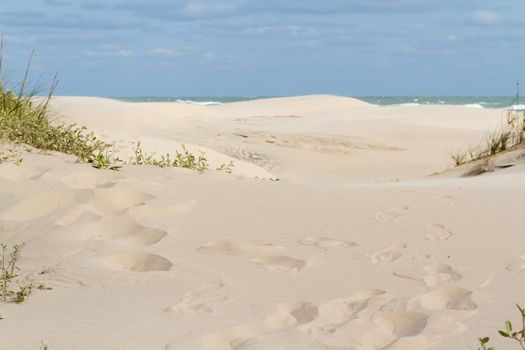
[0,34,35,43]
[202,52,215,59]
[116,50,134,57]
[1,34,14,42]
[472,10,504,25]
[243,26,272,35]
[82,47,134,58]
[149,48,180,57]
[179,2,237,18]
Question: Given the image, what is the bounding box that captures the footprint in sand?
[128,200,197,225]
[166,283,231,316]
[299,236,357,248]
[59,170,119,190]
[252,255,306,272]
[0,189,89,221]
[265,302,319,328]
[105,251,173,272]
[408,288,477,311]
[196,241,282,257]
[54,208,101,227]
[89,186,155,213]
[422,314,468,346]
[505,254,525,273]
[359,310,428,347]
[197,302,319,350]
[197,241,303,273]
[425,224,455,241]
[199,289,430,350]
[302,289,387,333]
[391,189,415,194]
[82,215,168,246]
[374,206,409,223]
[0,227,14,241]
[0,163,49,180]
[370,245,407,264]
[186,286,476,350]
[301,289,460,349]
[394,263,462,287]
[434,194,461,206]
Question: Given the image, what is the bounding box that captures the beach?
[1,95,524,350]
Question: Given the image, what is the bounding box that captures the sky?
[1,0,524,97]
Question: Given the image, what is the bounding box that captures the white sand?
[1,95,524,350]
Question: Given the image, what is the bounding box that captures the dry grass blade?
[452,109,525,166]
[0,48,113,163]
[0,41,229,174]
[0,35,4,89]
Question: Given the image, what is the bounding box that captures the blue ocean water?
[361,96,518,109]
[114,96,264,105]
[113,96,521,109]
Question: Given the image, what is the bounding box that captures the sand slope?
[1,96,523,350]
[50,95,504,183]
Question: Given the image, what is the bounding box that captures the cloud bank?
[0,0,523,96]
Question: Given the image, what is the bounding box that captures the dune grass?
[0,39,112,163]
[452,108,525,166]
[0,39,233,173]
[0,243,37,307]
[0,241,53,321]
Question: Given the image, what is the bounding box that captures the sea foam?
[505,104,525,111]
[176,99,223,106]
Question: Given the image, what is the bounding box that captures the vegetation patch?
[452,109,525,166]
[0,40,112,163]
[0,40,234,173]
[1,244,35,306]
[0,243,52,320]
[129,141,209,172]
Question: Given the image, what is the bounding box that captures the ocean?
[113,96,524,109]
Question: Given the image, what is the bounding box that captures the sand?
[1,95,524,350]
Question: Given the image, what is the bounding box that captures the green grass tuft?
[0,37,112,163]
[129,141,210,172]
[0,243,35,305]
[452,109,525,166]
[0,39,234,174]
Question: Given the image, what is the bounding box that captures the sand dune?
[49,95,506,183]
[1,95,524,350]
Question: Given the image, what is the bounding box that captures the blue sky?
[1,0,524,96]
